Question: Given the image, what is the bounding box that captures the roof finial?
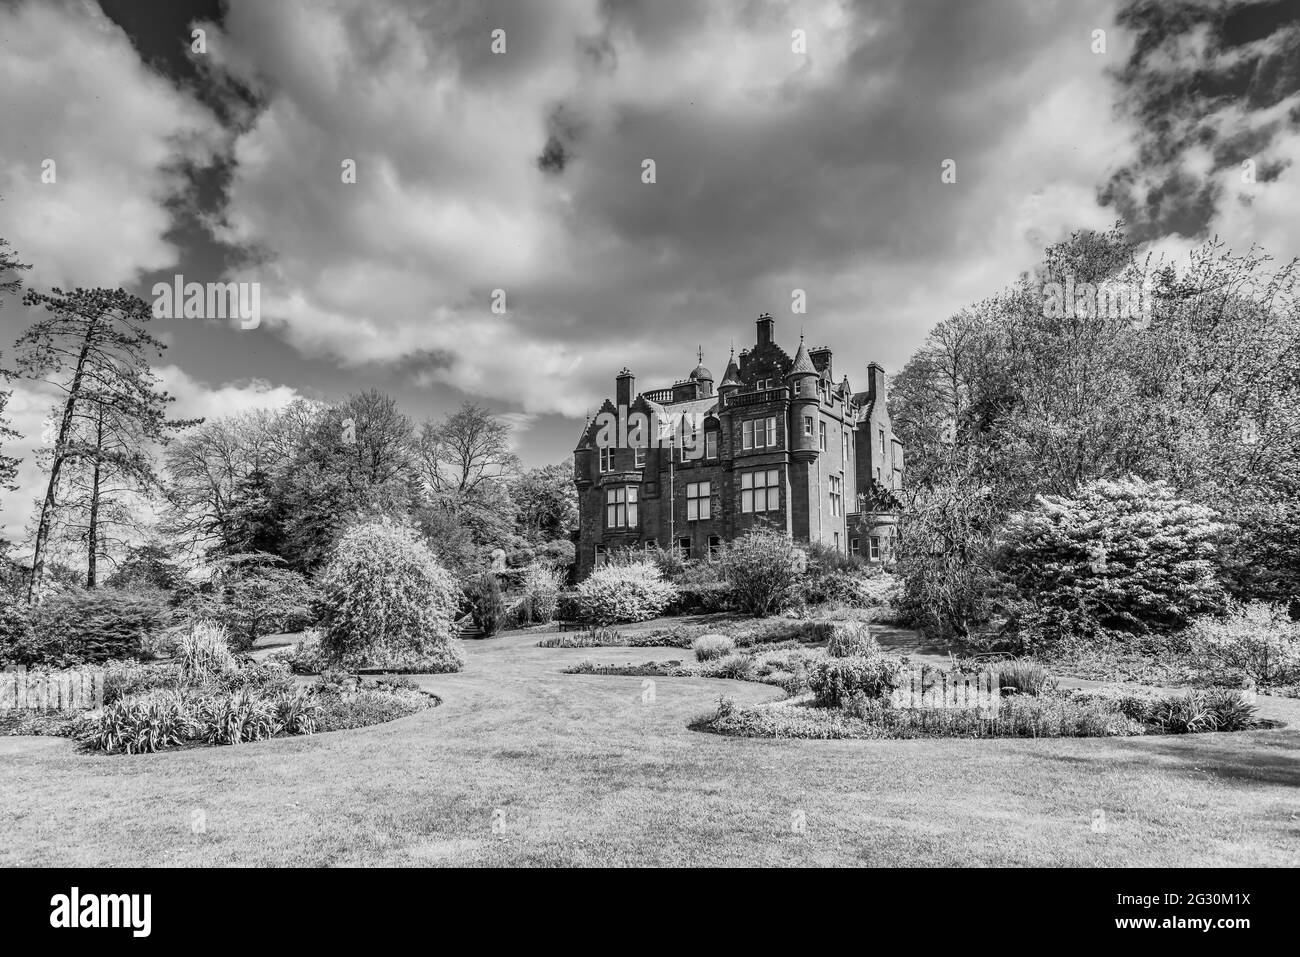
[697,345,704,365]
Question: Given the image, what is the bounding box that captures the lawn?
[2,620,1297,867]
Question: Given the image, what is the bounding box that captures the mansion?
[572,313,904,579]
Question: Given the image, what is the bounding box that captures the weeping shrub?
[319,518,465,672]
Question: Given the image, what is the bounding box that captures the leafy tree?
[280,390,419,568]
[163,401,323,558]
[184,554,315,651]
[512,459,578,542]
[104,540,185,591]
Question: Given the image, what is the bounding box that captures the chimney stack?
[866,362,886,403]
[756,313,774,347]
[616,367,635,407]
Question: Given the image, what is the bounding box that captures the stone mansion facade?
[572,313,904,579]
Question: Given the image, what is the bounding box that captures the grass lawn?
[2,619,1298,867]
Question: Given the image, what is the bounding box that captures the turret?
[787,336,820,460]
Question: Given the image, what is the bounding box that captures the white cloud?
[0,0,224,291]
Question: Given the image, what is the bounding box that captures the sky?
[0,0,1298,542]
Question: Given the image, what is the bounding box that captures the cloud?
[0,0,224,290]
[186,0,1165,419]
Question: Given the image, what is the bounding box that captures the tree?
[415,402,520,506]
[279,390,419,568]
[163,401,323,559]
[512,460,578,542]
[0,230,30,491]
[15,287,197,597]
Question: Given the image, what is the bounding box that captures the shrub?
[1202,688,1259,731]
[555,590,583,622]
[517,563,563,625]
[995,658,1056,696]
[192,560,316,652]
[1188,601,1300,686]
[0,596,33,666]
[102,659,182,704]
[803,570,883,608]
[89,691,197,754]
[272,688,322,735]
[267,631,328,675]
[810,653,904,706]
[197,689,279,744]
[212,661,298,698]
[315,687,429,732]
[717,527,801,616]
[826,622,876,658]
[1000,477,1227,646]
[178,622,237,684]
[1150,691,1216,734]
[575,561,678,624]
[669,582,734,614]
[706,653,755,680]
[20,588,172,666]
[692,634,735,661]
[464,572,506,636]
[319,518,465,671]
[802,540,868,576]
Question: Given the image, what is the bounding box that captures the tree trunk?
[28,318,98,603]
[85,405,105,589]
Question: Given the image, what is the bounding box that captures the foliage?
[575,561,678,624]
[802,569,885,608]
[102,658,182,704]
[464,572,506,636]
[16,286,199,596]
[197,689,279,744]
[266,631,328,674]
[715,527,801,617]
[1187,601,1300,686]
[826,622,876,658]
[1000,477,1227,647]
[185,556,316,651]
[319,518,464,671]
[514,562,563,625]
[104,541,185,592]
[704,653,755,680]
[692,634,735,661]
[809,652,905,707]
[15,588,171,666]
[178,621,237,684]
[994,658,1056,696]
[88,691,197,754]
[314,686,430,732]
